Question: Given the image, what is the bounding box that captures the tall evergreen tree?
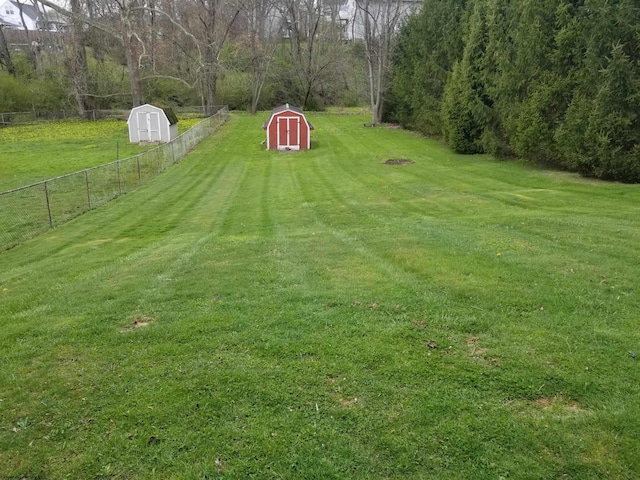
[441,0,491,153]
[386,0,640,182]
[387,0,467,134]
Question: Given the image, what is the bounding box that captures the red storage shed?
[262,104,314,150]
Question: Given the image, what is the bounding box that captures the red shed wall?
[267,110,310,150]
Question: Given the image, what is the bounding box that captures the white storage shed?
[127,104,178,144]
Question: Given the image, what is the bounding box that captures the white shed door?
[148,112,161,141]
[137,111,161,142]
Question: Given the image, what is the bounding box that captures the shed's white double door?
[138,111,161,142]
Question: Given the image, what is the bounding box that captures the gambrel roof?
[262,104,314,130]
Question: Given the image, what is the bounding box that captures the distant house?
[338,0,421,40]
[0,0,66,31]
[268,0,421,41]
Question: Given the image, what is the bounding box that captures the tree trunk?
[67,0,92,117]
[31,41,44,77]
[0,26,15,76]
[200,2,238,115]
[17,1,41,75]
[246,0,276,115]
[357,0,402,125]
[121,4,144,108]
[204,2,218,116]
[125,36,144,107]
[206,65,218,115]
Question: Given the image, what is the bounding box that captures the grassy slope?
[1,113,639,479]
[0,118,202,192]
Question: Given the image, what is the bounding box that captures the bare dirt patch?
[508,395,591,418]
[531,396,588,414]
[465,336,500,366]
[466,336,487,356]
[336,396,359,409]
[384,159,415,165]
[120,314,154,332]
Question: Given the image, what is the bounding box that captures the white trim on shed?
[262,103,314,150]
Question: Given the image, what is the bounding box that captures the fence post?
[85,170,91,209]
[117,160,122,195]
[44,181,53,228]
[1,111,230,251]
[171,141,176,164]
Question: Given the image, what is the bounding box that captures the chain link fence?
[0,107,228,251]
[0,106,211,125]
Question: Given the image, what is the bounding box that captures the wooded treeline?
[0,0,374,116]
[387,0,640,182]
[3,0,639,182]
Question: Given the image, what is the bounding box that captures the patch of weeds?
[384,159,415,165]
[507,395,591,419]
[466,336,501,367]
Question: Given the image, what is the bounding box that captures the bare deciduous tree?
[38,0,142,106]
[0,25,16,76]
[165,0,240,114]
[239,0,279,113]
[66,0,92,115]
[15,1,43,75]
[114,0,146,106]
[278,0,344,109]
[355,0,404,124]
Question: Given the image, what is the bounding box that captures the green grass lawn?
[1,112,640,479]
[0,117,202,192]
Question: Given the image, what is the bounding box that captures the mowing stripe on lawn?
[1,113,639,479]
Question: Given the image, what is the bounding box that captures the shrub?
[0,72,31,112]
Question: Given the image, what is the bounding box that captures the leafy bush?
[217,70,252,111]
[143,77,199,108]
[0,72,31,112]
